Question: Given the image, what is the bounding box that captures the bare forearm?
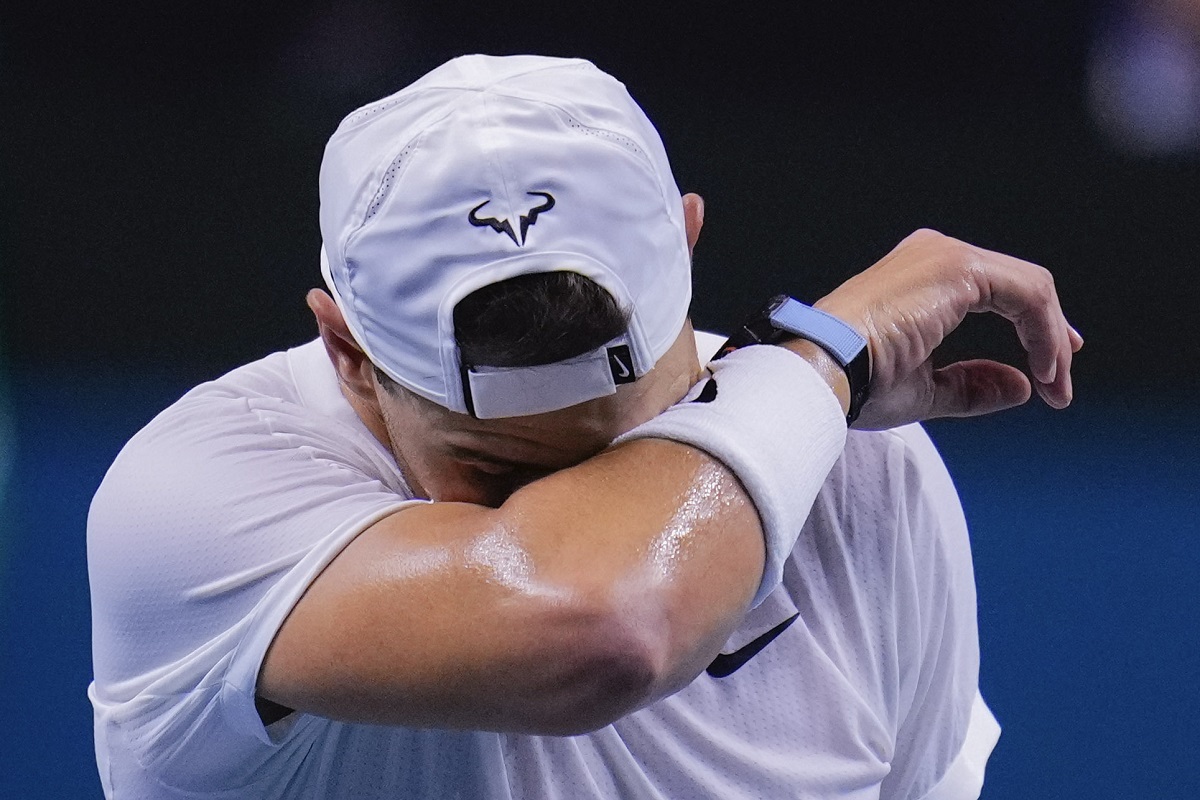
[503,439,767,702]
[262,437,765,734]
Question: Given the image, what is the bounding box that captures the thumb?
[930,360,1033,419]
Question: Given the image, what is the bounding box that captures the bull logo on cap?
[468,191,556,246]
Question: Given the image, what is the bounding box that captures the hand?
[813,229,1084,430]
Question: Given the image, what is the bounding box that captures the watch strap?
[717,295,872,425]
[768,299,864,366]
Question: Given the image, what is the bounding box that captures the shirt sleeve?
[88,392,418,793]
[690,330,998,799]
[869,424,1000,800]
[779,422,998,800]
[917,693,1001,800]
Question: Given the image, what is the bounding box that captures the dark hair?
[454,271,630,367]
[373,271,630,390]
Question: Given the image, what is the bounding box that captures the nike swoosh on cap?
[613,355,631,378]
[705,612,800,678]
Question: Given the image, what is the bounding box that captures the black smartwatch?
[716,295,872,425]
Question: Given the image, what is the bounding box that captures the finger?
[680,193,704,256]
[966,244,1072,387]
[1029,309,1075,409]
[1069,325,1084,352]
[1038,318,1081,409]
[1033,361,1073,409]
[929,360,1032,419]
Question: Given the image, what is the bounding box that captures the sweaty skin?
[647,461,736,577]
[465,526,537,591]
[259,197,1081,735]
[260,287,769,734]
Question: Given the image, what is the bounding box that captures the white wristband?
[614,345,847,607]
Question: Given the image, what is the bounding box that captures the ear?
[306,289,380,405]
[681,192,704,257]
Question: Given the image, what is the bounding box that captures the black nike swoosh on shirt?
[705,612,800,678]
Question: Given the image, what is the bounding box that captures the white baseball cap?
[319,54,692,418]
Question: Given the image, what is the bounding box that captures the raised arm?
[820,228,1083,430]
[259,436,771,735]
[257,226,1081,736]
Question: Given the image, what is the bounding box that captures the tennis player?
[88,55,1080,799]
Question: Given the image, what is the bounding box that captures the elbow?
[524,594,668,736]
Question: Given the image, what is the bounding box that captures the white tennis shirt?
[88,334,999,799]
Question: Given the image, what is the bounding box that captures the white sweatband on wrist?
[614,344,847,607]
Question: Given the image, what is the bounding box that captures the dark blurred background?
[2,1,1198,797]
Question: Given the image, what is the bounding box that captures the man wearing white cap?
[88,55,1081,799]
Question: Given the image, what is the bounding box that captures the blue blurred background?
[2,1,1198,797]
